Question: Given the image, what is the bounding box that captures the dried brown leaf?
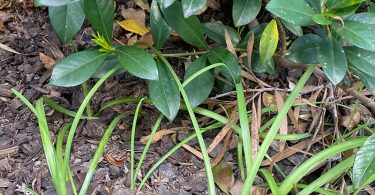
[224,28,236,55]
[251,101,260,160]
[182,144,203,159]
[246,32,254,70]
[105,154,125,167]
[39,52,56,69]
[262,133,328,166]
[121,7,146,26]
[275,91,288,151]
[229,181,244,195]
[140,129,175,144]
[208,107,238,153]
[213,161,235,194]
[138,33,154,48]
[341,111,361,130]
[211,130,232,167]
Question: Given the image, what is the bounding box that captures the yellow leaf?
[116,19,149,36]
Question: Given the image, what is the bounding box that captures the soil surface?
[1,1,374,195]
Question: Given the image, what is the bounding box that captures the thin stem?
[159,51,209,58]
[82,81,93,117]
[156,51,216,195]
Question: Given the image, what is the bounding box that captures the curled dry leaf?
[127,34,138,45]
[139,129,175,144]
[213,160,235,194]
[224,28,236,55]
[105,154,125,167]
[39,52,56,69]
[341,111,361,130]
[275,91,288,151]
[138,33,154,48]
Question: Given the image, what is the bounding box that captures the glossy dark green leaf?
[304,0,321,12]
[331,0,365,9]
[349,65,375,95]
[345,46,375,78]
[49,1,85,43]
[208,48,241,83]
[237,23,266,49]
[115,46,158,80]
[232,0,261,27]
[347,13,375,27]
[150,0,172,50]
[312,14,332,25]
[183,56,214,108]
[319,36,347,85]
[259,20,279,65]
[244,52,277,74]
[159,0,176,7]
[35,0,74,7]
[182,0,207,18]
[83,0,114,43]
[335,20,375,51]
[160,1,207,48]
[203,22,240,47]
[93,53,124,78]
[148,60,180,121]
[280,19,303,37]
[50,50,107,87]
[216,78,234,93]
[266,0,315,26]
[287,34,322,64]
[327,4,360,15]
[353,135,375,189]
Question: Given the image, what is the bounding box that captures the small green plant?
[15,0,375,194]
